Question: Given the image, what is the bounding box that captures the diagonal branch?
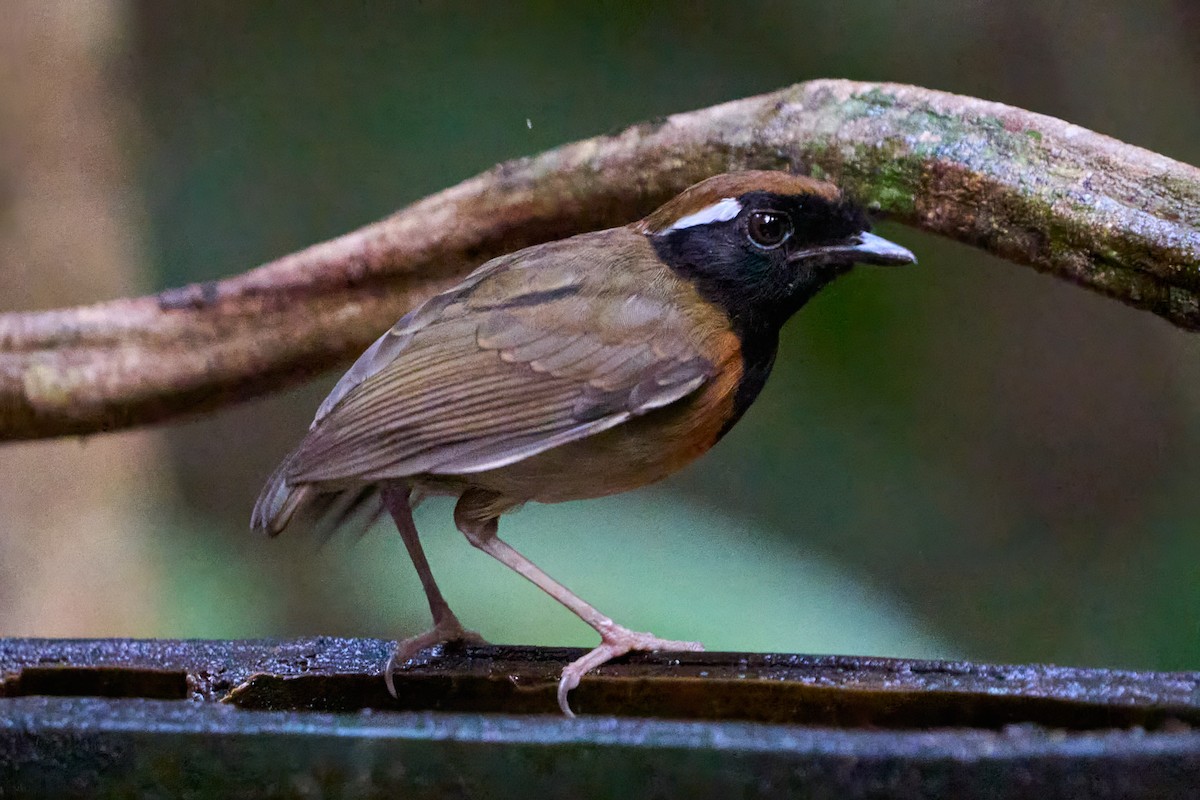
[2,79,1198,441]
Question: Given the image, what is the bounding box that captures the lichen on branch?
[1,79,1197,441]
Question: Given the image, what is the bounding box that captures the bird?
[251,170,916,715]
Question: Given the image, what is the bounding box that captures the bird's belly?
[461,370,739,504]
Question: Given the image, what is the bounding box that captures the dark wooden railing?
[3,637,1199,798]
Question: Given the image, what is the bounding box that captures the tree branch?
[2,79,1197,441]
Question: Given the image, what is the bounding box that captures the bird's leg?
[381,486,487,697]
[454,490,703,716]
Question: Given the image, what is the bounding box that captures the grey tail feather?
[310,484,387,548]
[250,457,312,536]
[251,456,387,541]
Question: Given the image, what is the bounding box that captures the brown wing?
[283,230,714,485]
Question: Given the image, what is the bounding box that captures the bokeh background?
[3,0,1199,670]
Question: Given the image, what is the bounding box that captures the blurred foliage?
[11,0,1199,669]
[147,494,952,658]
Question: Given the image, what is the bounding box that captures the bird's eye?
[746,210,792,249]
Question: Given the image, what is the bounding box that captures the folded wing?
[284,233,713,485]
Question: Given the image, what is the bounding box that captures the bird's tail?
[251,455,386,539]
[250,456,312,536]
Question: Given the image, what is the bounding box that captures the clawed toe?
[556,626,705,716]
[383,619,489,698]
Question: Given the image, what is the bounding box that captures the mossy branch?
[2,79,1197,440]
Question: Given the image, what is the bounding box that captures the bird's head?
[636,171,915,326]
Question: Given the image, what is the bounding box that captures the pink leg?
[454,491,703,716]
[381,487,486,697]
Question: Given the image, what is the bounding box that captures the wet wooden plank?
[2,637,1199,798]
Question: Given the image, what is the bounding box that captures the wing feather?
[283,230,716,486]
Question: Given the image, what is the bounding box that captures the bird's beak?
[789,231,917,267]
[846,231,918,266]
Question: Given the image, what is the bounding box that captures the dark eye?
[746,210,792,249]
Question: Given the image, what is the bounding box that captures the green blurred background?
[2,0,1199,670]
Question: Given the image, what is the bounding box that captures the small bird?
[251,171,915,715]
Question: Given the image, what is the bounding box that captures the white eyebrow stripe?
[665,197,742,231]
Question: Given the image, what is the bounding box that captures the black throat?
[645,185,870,437]
[650,234,836,437]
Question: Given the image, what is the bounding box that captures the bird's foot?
[384,616,489,698]
[557,624,704,716]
